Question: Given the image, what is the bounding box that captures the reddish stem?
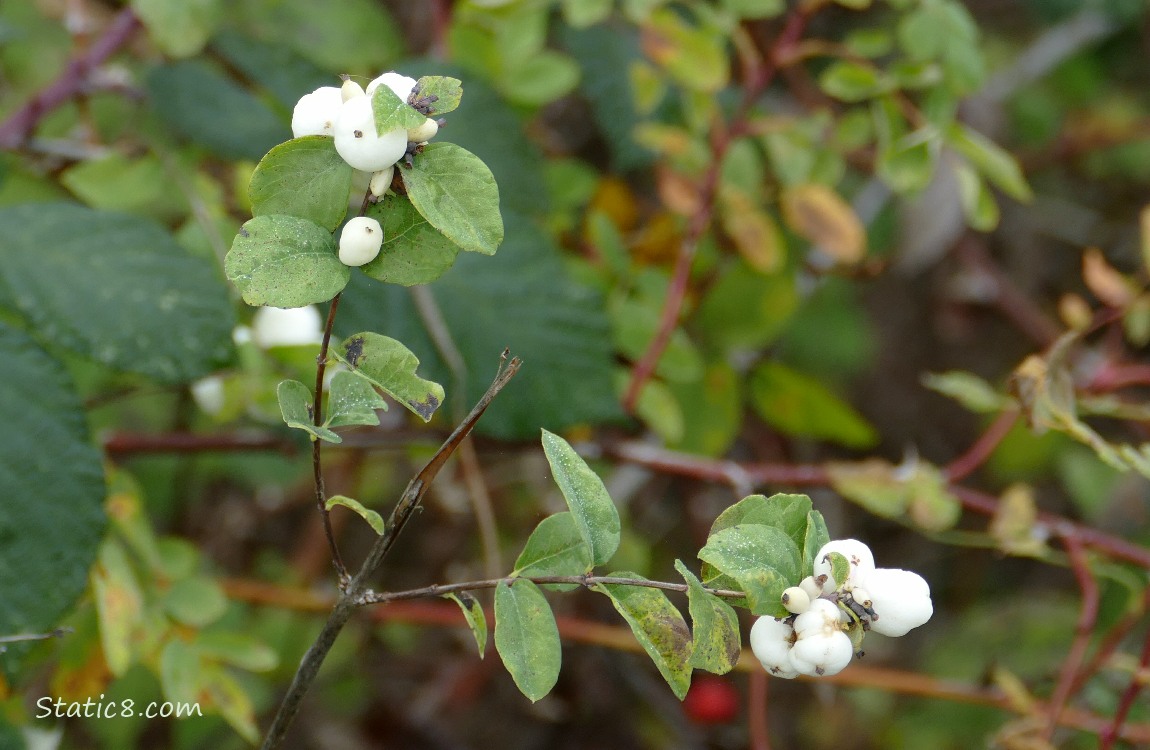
[104,432,294,457]
[1100,619,1150,750]
[1043,530,1101,741]
[748,669,771,750]
[943,409,1019,482]
[1072,584,1150,695]
[0,8,140,149]
[621,7,814,413]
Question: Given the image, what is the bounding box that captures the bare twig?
[1100,619,1150,750]
[259,352,520,750]
[104,432,294,457]
[0,627,72,653]
[357,574,745,605]
[0,8,140,149]
[943,409,1020,482]
[313,292,348,584]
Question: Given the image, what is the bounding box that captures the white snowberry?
[252,305,324,348]
[369,165,394,198]
[781,586,811,615]
[190,376,225,416]
[798,575,825,602]
[749,617,799,679]
[813,539,875,591]
[366,71,418,101]
[291,86,342,138]
[341,78,365,102]
[865,568,933,637]
[338,216,383,267]
[407,117,438,143]
[333,96,408,172]
[789,599,853,677]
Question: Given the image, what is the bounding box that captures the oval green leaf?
[337,332,444,421]
[326,370,388,428]
[541,429,620,567]
[596,571,693,699]
[749,361,878,448]
[401,142,504,255]
[494,579,561,702]
[163,575,228,627]
[512,512,594,588]
[361,194,460,286]
[675,560,740,675]
[249,136,353,232]
[444,592,487,658]
[697,524,801,617]
[277,379,341,443]
[225,214,349,308]
[415,76,463,116]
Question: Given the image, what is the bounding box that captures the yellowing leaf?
[719,187,784,273]
[988,484,1048,557]
[1082,247,1134,308]
[781,184,866,264]
[1140,204,1150,276]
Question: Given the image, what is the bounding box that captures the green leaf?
[249,137,353,232]
[147,60,284,161]
[819,60,891,102]
[803,511,831,574]
[0,324,104,663]
[131,0,222,58]
[877,133,940,194]
[494,580,561,702]
[336,332,444,421]
[209,30,331,110]
[163,576,228,627]
[643,8,728,93]
[948,123,1033,202]
[595,572,693,699]
[611,298,704,383]
[696,261,798,351]
[160,639,202,705]
[195,632,279,672]
[675,561,740,675]
[415,76,463,116]
[722,0,785,18]
[0,202,235,383]
[697,524,802,616]
[512,512,594,588]
[326,371,388,428]
[541,429,621,567]
[562,0,613,27]
[825,552,852,589]
[361,193,460,286]
[707,494,812,553]
[401,142,504,256]
[225,214,349,309]
[325,495,385,535]
[59,154,188,221]
[748,361,878,448]
[668,361,743,457]
[504,51,581,106]
[277,379,341,443]
[200,663,259,743]
[92,540,143,676]
[372,84,427,134]
[954,159,1000,232]
[444,592,487,658]
[922,370,1011,413]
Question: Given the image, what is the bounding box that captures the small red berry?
[682,675,740,725]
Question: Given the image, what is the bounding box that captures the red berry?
[682,675,740,725]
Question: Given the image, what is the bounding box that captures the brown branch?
[357,574,745,605]
[943,409,1020,482]
[104,432,295,457]
[621,6,815,413]
[1043,530,1101,740]
[312,292,348,583]
[0,8,141,150]
[1100,618,1150,750]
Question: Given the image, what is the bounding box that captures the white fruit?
[252,305,324,348]
[338,216,383,267]
[366,71,418,101]
[369,166,394,198]
[813,539,876,591]
[781,586,811,615]
[333,96,408,172]
[788,599,853,677]
[291,86,342,138]
[865,568,933,637]
[407,117,438,143]
[341,78,365,102]
[799,575,824,601]
[749,617,799,679]
[190,376,225,416]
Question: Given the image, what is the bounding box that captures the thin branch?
[259,351,520,750]
[748,669,771,750]
[943,409,1020,482]
[357,574,746,605]
[104,432,294,457]
[0,8,140,149]
[312,292,348,584]
[224,580,1150,744]
[1100,618,1150,750]
[0,627,71,653]
[1043,529,1101,741]
[1072,584,1150,695]
[621,6,815,413]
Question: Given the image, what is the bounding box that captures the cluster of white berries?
[749,539,932,679]
[291,72,442,268]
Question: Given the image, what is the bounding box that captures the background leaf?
[749,361,878,448]
[494,579,561,702]
[541,429,621,567]
[0,202,235,383]
[0,324,104,670]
